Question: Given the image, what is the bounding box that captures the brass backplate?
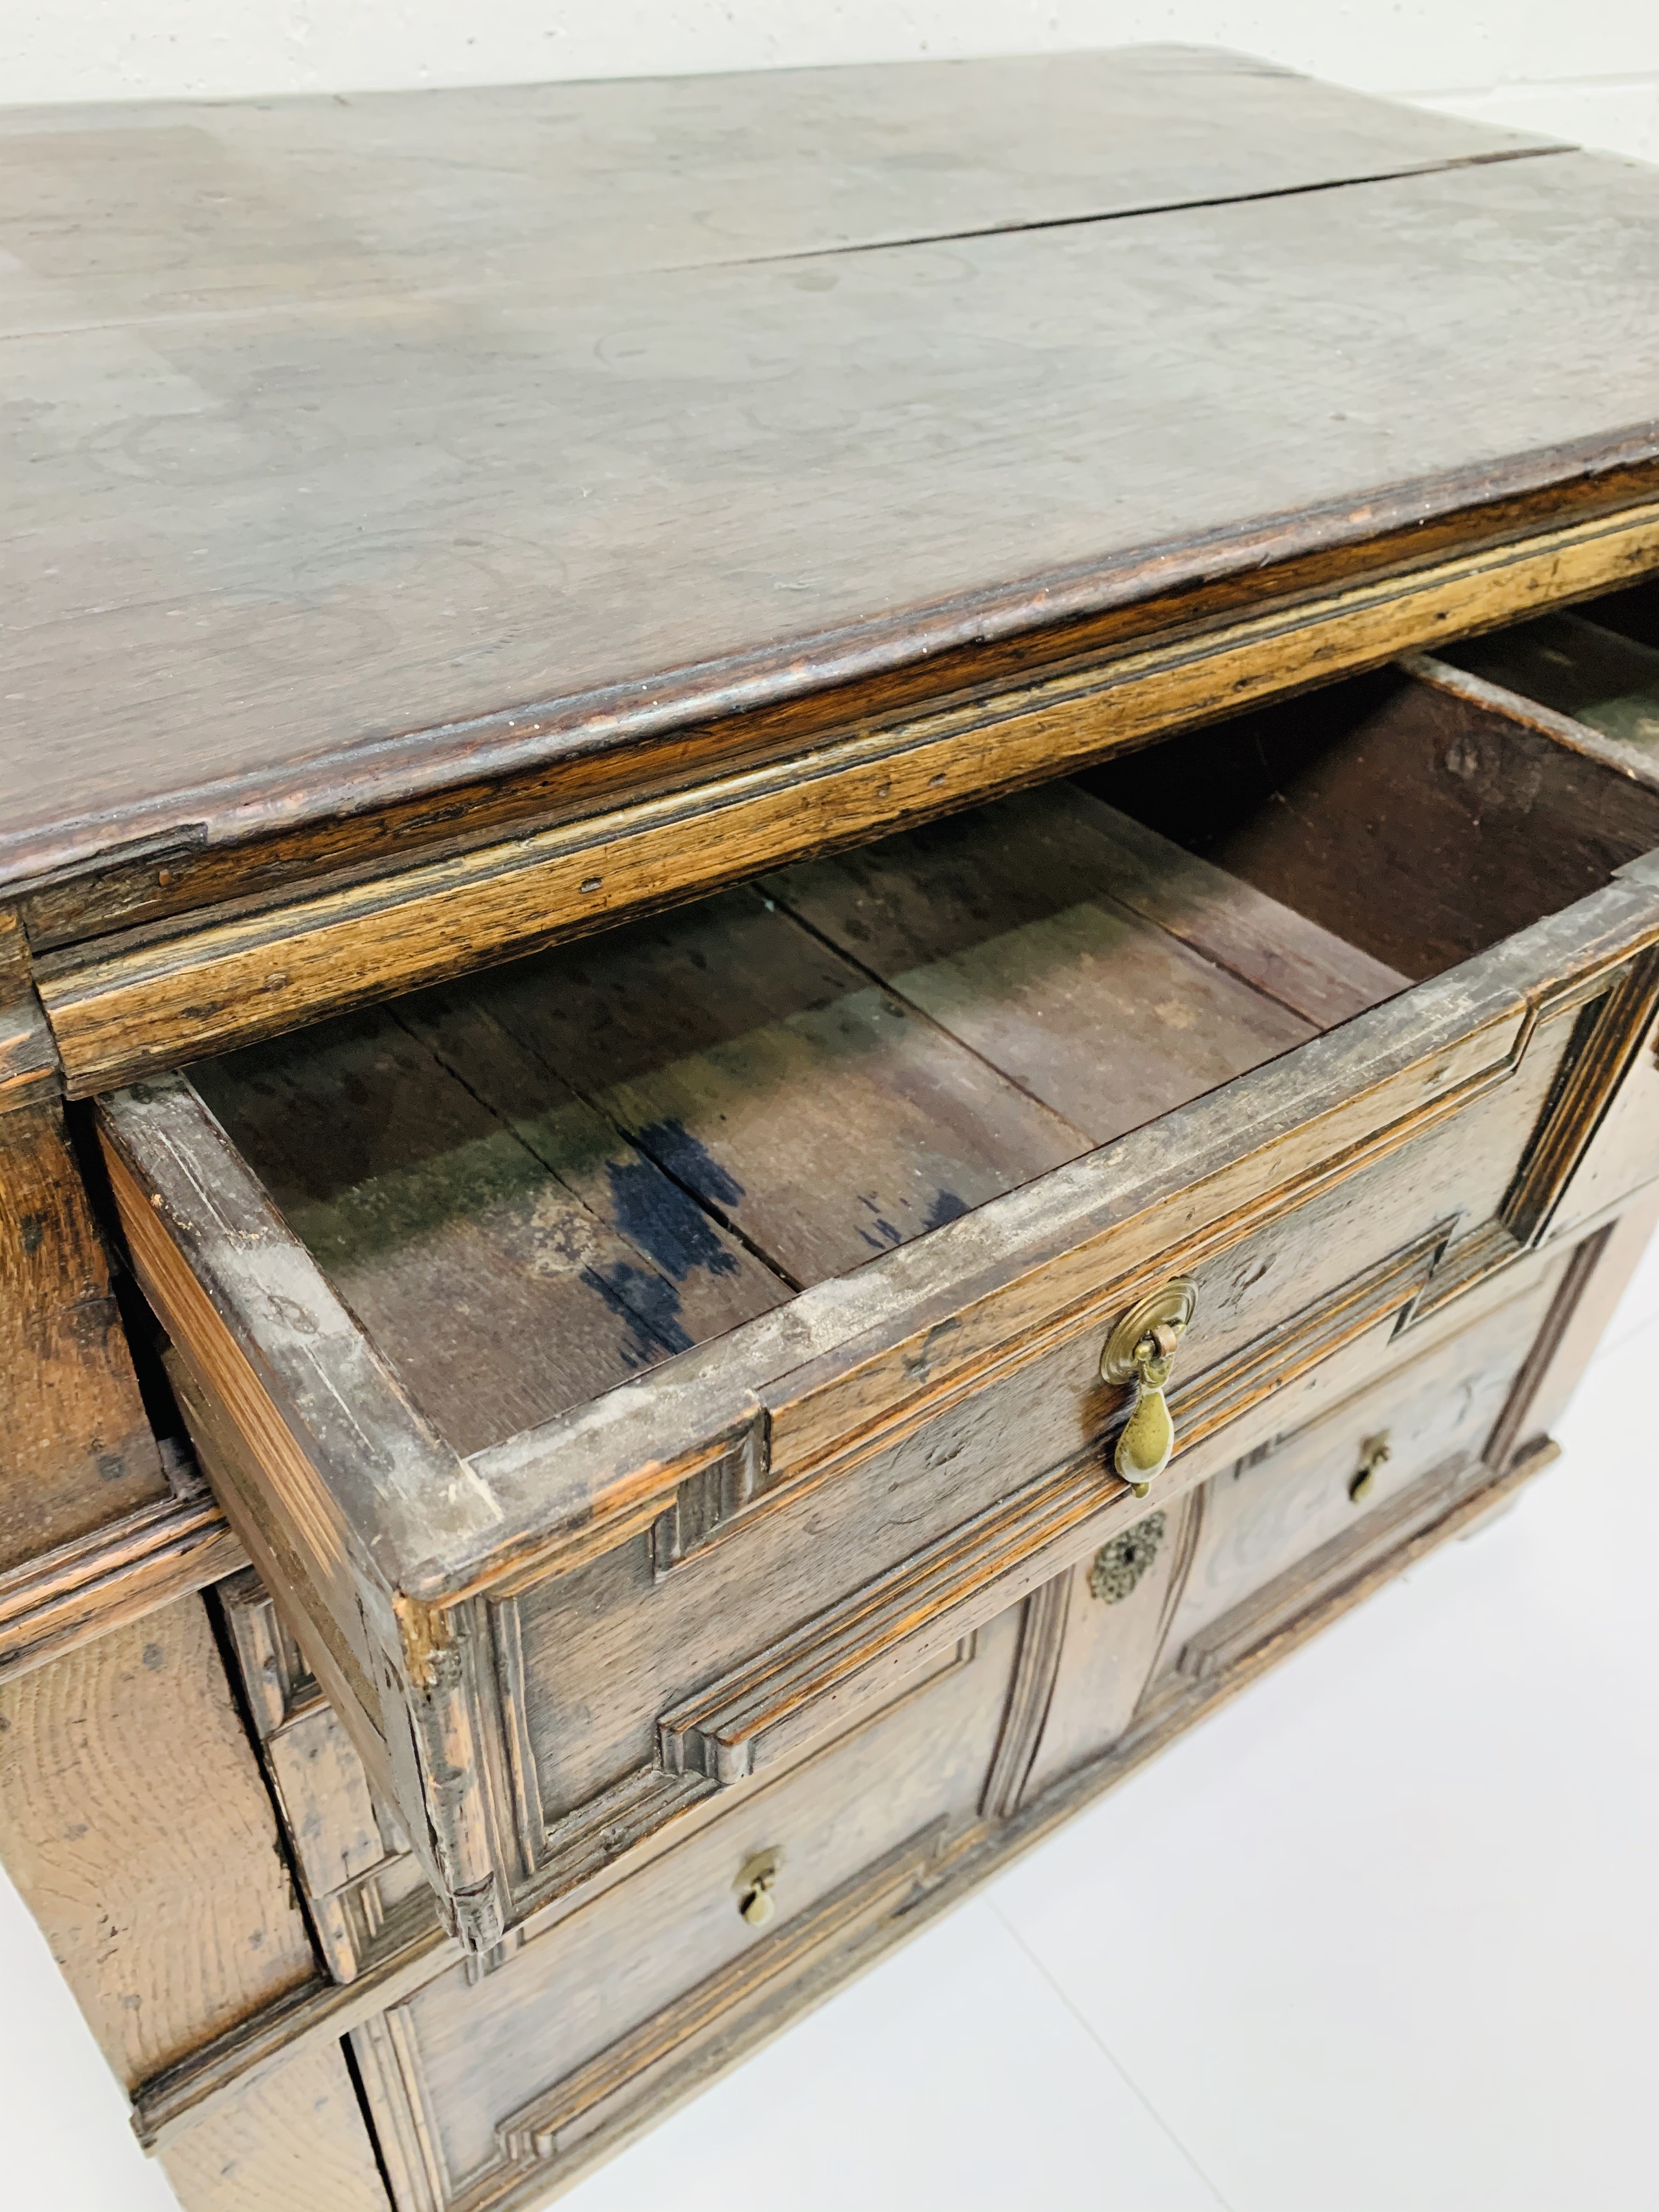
[1100,1279,1198,1385]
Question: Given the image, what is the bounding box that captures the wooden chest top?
[5,45,1659,962]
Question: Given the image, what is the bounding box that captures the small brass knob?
[735,1847,781,1928]
[1349,1432,1392,1504]
[1101,1280,1197,1497]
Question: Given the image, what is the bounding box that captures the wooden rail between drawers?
[37,501,1659,1096]
[0,1490,246,1686]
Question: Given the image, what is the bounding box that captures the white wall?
[4,2,1659,163]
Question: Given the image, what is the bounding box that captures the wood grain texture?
[353,1608,1017,2209]
[0,1486,245,1685]
[0,979,62,1113]
[189,1003,786,1459]
[1020,1493,1201,1805]
[158,2040,389,2212]
[2,58,1612,902]
[1084,660,1659,981]
[0,1594,317,2087]
[215,1569,437,1987]
[33,499,1659,1093]
[104,865,1658,1617]
[132,1221,1616,2175]
[348,1386,1581,2212]
[761,789,1327,1139]
[1,48,1555,331]
[0,1097,167,1572]
[403,885,1086,1289]
[1158,1269,1559,1668]
[469,895,1638,1585]
[1444,610,1659,763]
[183,783,1379,1454]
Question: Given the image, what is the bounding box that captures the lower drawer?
[306,1245,1581,2211]
[351,1602,1023,2211]
[997,1245,1572,1809]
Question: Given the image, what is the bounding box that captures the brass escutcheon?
[1101,1280,1197,1497]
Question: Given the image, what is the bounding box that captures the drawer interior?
[183,647,1659,1462]
[1438,575,1659,761]
[1082,628,1659,980]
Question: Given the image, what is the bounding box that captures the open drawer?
[97,644,1659,1951]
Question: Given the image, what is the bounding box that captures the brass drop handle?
[735,1847,781,1928]
[1349,1431,1392,1504]
[1101,1280,1197,1497]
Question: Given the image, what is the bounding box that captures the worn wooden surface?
[96,915,1606,1944]
[762,789,1328,1138]
[31,504,1659,1094]
[159,2040,388,2212]
[1082,661,1659,980]
[1,49,1556,325]
[187,785,1383,1455]
[189,1003,786,1458]
[377,887,1084,1294]
[0,1595,317,2088]
[134,1184,1647,2170]
[1155,1269,1558,1666]
[6,84,1659,947]
[217,1568,436,1985]
[100,770,1659,1946]
[0,1486,245,1686]
[1446,611,1659,761]
[336,1249,1602,2212]
[356,1608,1017,2209]
[0,1097,167,1572]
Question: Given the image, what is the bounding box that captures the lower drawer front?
[352,1602,1022,2211]
[1019,1256,1563,1804]
[244,1260,1582,2207]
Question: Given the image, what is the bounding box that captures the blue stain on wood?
[605,1143,742,1284]
[581,1259,696,1359]
[922,1188,969,1232]
[624,1120,747,1223]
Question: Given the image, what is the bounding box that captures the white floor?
[3,1229,1656,2212]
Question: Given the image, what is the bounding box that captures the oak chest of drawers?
[4,45,1659,2212]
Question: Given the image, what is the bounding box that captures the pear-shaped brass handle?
[1101,1280,1197,1497]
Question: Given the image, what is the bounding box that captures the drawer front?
[1020,1244,1580,1803]
[352,1601,1021,2210]
[1158,1266,1561,1671]
[479,1056,1572,1835]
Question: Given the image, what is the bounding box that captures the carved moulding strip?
[0,1489,245,1686]
[979,1574,1073,1822]
[37,498,1659,1096]
[1480,1225,1615,1476]
[218,1569,438,1986]
[1502,943,1659,1244]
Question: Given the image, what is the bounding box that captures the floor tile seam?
[984,1895,1240,2212]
